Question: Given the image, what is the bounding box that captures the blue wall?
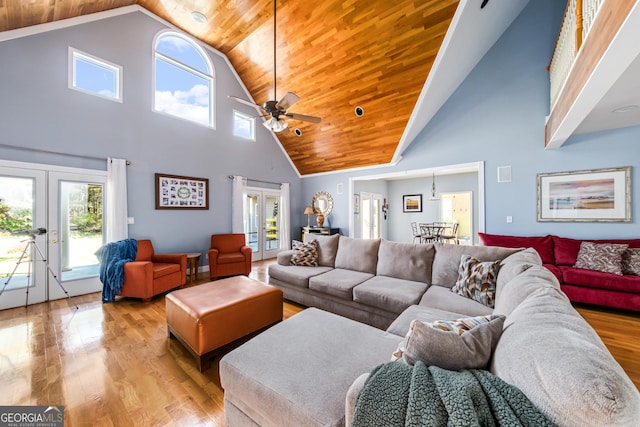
[302,0,640,241]
[0,10,302,260]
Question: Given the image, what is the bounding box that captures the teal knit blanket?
[352,361,554,427]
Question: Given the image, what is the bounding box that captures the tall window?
[153,31,214,128]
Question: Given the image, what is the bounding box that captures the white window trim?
[68,47,123,102]
[152,30,215,129]
[233,110,256,141]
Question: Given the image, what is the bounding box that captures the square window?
[233,110,255,140]
[69,47,122,102]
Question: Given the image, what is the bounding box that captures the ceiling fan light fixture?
[263,117,289,132]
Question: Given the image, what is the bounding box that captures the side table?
[186,252,201,284]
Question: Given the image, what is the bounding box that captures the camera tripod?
[0,237,78,309]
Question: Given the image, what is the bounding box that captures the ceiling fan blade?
[275,92,300,111]
[228,95,262,109]
[285,112,322,124]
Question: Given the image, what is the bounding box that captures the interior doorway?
[360,192,382,239]
[440,191,473,244]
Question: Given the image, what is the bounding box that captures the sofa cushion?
[392,314,505,370]
[334,236,380,274]
[451,255,500,308]
[386,305,468,337]
[309,268,374,300]
[314,233,340,267]
[431,243,520,287]
[419,285,492,317]
[552,235,640,266]
[290,240,318,267]
[376,240,434,283]
[267,263,332,288]
[491,286,640,427]
[623,248,640,275]
[479,232,555,264]
[574,241,628,275]
[493,266,561,316]
[496,248,542,301]
[353,276,428,314]
[560,266,640,294]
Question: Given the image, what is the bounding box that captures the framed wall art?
[155,173,209,210]
[537,166,631,222]
[403,194,423,213]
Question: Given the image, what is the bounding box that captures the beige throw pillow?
[391,314,505,371]
[290,240,319,267]
[451,254,500,308]
[574,241,628,275]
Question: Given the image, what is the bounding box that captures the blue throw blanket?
[352,361,554,427]
[96,239,138,303]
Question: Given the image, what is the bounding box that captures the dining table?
[418,223,452,243]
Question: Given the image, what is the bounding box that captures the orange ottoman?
[166,276,283,371]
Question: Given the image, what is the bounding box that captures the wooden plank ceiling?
[0,0,459,175]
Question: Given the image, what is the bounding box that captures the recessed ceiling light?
[354,106,364,117]
[191,11,208,24]
[612,105,639,113]
[294,128,302,137]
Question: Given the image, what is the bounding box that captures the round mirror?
[311,191,333,216]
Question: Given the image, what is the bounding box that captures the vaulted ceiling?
[0,0,528,175]
[0,0,466,176]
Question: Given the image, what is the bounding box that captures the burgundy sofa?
[478,232,640,312]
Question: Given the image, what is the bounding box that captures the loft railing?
[548,0,604,110]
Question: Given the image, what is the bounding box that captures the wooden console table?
[301,227,340,242]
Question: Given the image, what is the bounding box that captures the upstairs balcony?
[545,0,640,148]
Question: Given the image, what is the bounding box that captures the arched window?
[153,31,214,128]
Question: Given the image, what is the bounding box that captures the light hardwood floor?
[0,259,638,426]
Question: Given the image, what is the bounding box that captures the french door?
[360,192,382,239]
[245,188,282,261]
[0,162,106,310]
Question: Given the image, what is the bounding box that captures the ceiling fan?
[229,0,321,133]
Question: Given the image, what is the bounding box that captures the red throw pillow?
[478,232,555,265]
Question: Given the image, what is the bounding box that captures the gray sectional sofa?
[220,235,640,427]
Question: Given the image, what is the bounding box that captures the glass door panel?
[246,194,260,254]
[263,193,280,259]
[0,168,47,310]
[48,172,106,299]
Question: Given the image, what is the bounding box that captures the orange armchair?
[120,240,187,301]
[208,234,252,280]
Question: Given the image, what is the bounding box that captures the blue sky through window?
[154,32,213,127]
[70,49,121,101]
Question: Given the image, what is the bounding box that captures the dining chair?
[440,222,459,244]
[419,223,437,243]
[410,222,422,243]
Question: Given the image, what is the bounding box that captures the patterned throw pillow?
[574,241,628,276]
[290,239,319,267]
[391,314,505,370]
[622,248,640,276]
[451,254,500,308]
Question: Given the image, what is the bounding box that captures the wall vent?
[497,166,512,183]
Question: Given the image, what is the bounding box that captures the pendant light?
[429,172,440,201]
